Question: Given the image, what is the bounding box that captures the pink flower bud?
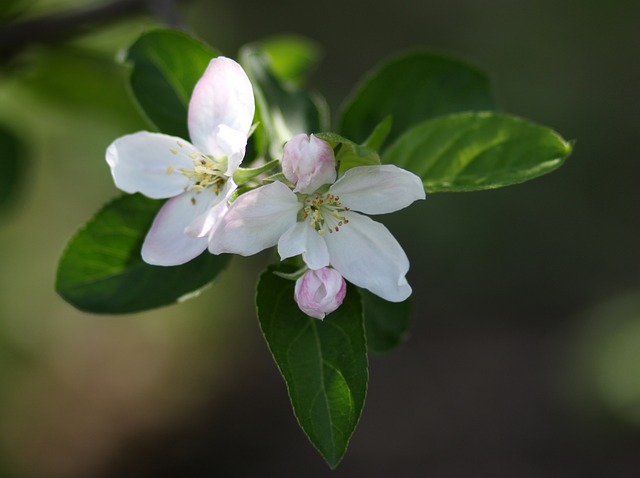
[282,134,336,194]
[294,267,347,320]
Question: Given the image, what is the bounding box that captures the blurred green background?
[1,0,639,476]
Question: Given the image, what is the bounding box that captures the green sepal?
[232,159,280,185]
[315,132,381,175]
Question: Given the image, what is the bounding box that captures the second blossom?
[209,134,425,302]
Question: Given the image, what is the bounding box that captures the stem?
[232,159,280,185]
[0,0,184,62]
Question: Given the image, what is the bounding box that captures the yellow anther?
[179,154,228,195]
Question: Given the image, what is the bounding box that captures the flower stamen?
[302,192,350,235]
[180,154,228,193]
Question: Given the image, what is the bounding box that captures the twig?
[0,0,183,61]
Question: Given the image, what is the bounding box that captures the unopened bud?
[282,134,336,194]
[294,267,346,320]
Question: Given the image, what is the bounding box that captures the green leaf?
[384,112,573,192]
[256,265,368,468]
[56,194,230,314]
[0,0,30,21]
[123,29,219,138]
[315,132,381,175]
[339,51,497,149]
[260,35,322,86]
[240,44,328,159]
[362,290,411,353]
[362,116,392,152]
[0,125,23,209]
[23,47,145,128]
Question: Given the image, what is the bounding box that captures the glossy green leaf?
[56,194,230,314]
[339,51,497,149]
[384,112,573,192]
[256,265,367,468]
[315,132,381,175]
[362,290,412,353]
[123,29,218,138]
[240,44,328,159]
[0,125,23,208]
[261,35,321,86]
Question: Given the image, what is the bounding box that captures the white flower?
[210,136,425,302]
[294,267,347,320]
[105,57,255,266]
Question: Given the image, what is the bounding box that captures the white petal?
[215,125,248,175]
[325,212,412,302]
[188,57,255,159]
[141,190,214,266]
[277,221,330,270]
[330,165,425,215]
[184,180,235,238]
[106,132,197,199]
[209,181,299,256]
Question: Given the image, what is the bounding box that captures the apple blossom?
[210,135,425,302]
[105,57,255,266]
[294,267,347,320]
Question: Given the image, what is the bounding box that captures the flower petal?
[215,125,250,175]
[330,164,425,214]
[141,190,214,266]
[277,221,330,270]
[188,57,255,161]
[325,212,412,302]
[209,181,299,256]
[184,180,235,238]
[106,132,197,199]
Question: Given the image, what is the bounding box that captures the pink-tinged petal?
[141,190,215,266]
[325,212,412,302]
[188,57,255,158]
[282,134,336,194]
[184,180,235,238]
[330,164,425,215]
[277,221,330,270]
[294,268,347,320]
[208,181,299,256]
[106,132,197,199]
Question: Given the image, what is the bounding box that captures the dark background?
[0,0,639,476]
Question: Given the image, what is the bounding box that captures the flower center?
[303,193,350,236]
[180,152,228,193]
